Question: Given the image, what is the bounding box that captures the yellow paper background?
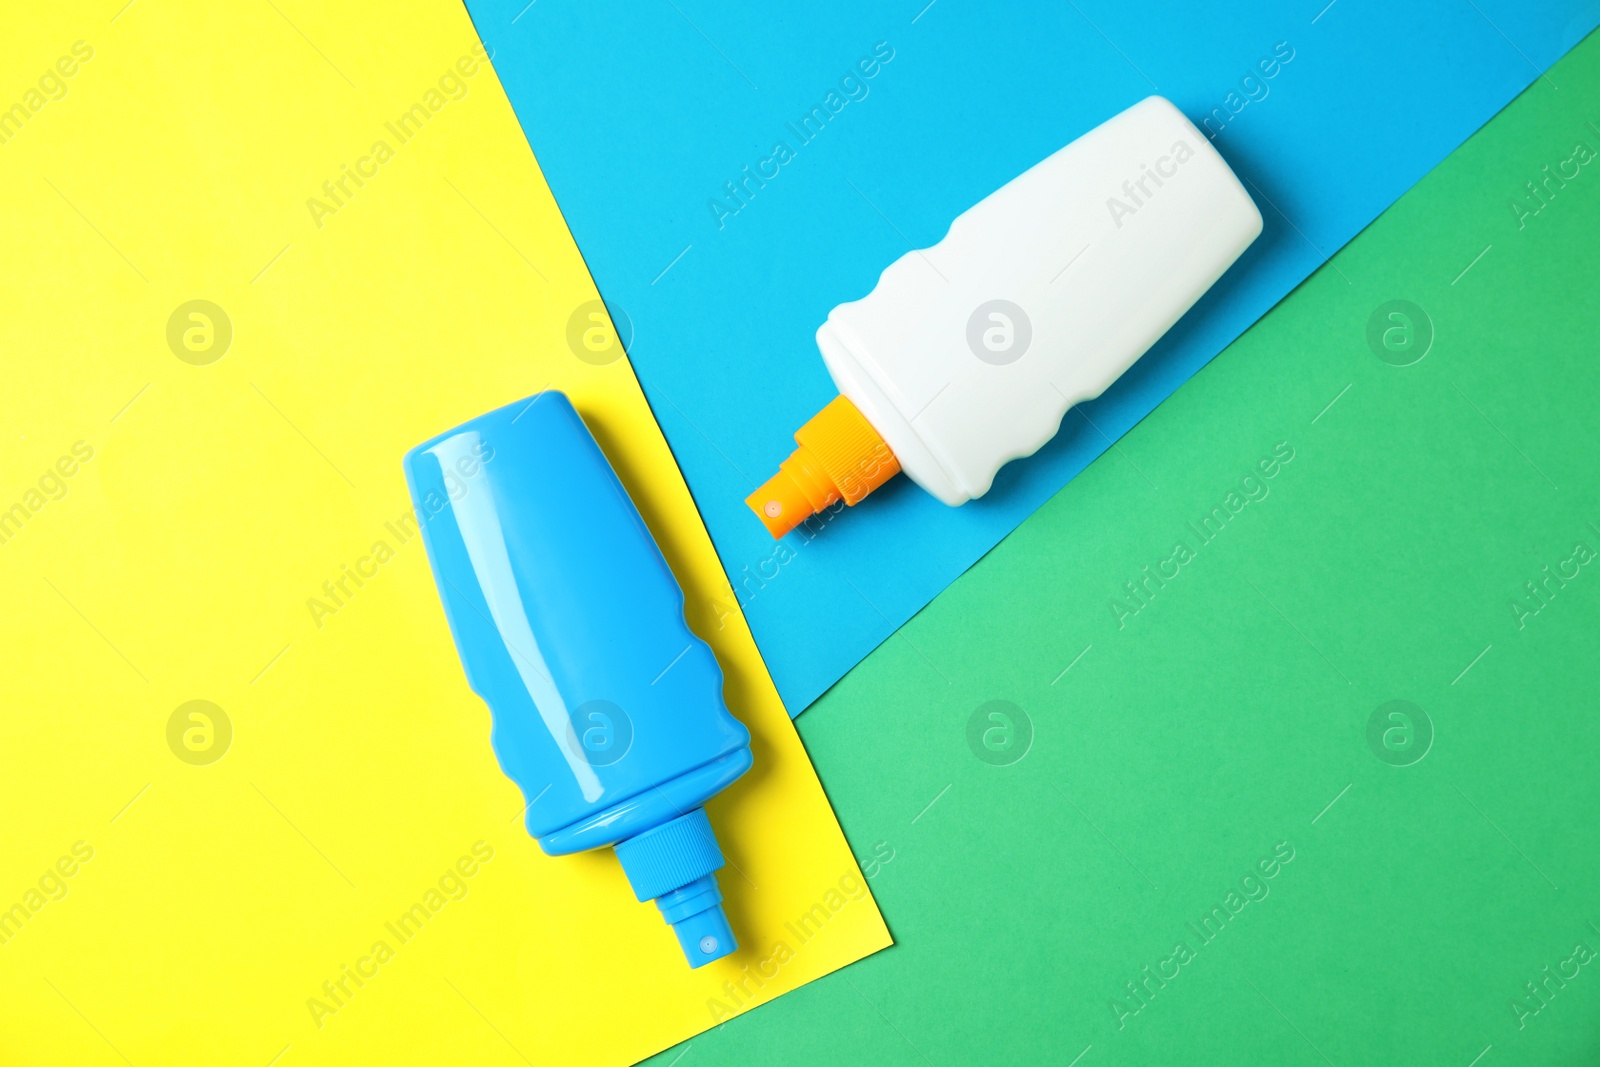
[0,3,891,1064]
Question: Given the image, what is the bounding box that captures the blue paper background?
[464,0,1600,713]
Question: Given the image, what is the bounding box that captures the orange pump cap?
[745,395,900,538]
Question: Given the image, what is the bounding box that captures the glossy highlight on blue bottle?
[402,391,752,967]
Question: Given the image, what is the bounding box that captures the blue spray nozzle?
[615,808,737,967]
[661,882,737,967]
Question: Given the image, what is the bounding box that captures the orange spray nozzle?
[745,395,900,538]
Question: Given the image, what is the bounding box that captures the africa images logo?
[1105,141,1197,229]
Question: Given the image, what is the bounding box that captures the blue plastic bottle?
[402,391,752,967]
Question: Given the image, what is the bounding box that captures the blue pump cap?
[614,809,737,967]
[662,881,737,967]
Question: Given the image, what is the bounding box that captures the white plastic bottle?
[747,96,1263,538]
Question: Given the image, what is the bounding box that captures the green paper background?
[651,29,1600,1067]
